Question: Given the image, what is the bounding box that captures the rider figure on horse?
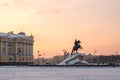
[71,39,83,54]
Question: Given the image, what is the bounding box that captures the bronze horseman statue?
[71,39,83,54]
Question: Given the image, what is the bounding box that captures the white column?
[28,44,29,56]
[27,44,29,56]
[31,44,33,56]
[24,44,25,56]
[30,44,32,56]
[27,44,28,56]
[1,42,2,55]
[16,43,18,55]
[29,44,31,56]
[6,42,8,55]
[23,43,24,56]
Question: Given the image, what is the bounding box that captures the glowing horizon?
[0,0,120,58]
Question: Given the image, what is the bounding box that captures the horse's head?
[77,40,81,43]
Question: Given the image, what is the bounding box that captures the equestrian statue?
[71,39,83,54]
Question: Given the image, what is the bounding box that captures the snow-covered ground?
[0,66,120,80]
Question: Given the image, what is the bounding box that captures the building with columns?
[0,31,34,65]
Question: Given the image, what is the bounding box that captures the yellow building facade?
[0,31,34,65]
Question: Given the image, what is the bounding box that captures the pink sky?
[0,0,120,58]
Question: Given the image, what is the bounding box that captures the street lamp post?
[43,53,45,64]
[116,52,119,63]
[93,50,97,63]
[38,51,41,65]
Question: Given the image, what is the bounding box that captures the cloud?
[35,8,63,15]
[49,9,62,14]
[0,2,13,13]
[1,3,9,7]
[0,2,10,8]
[35,10,47,15]
[0,0,64,16]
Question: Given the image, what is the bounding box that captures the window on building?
[26,58,28,61]
[0,42,2,55]
[2,42,6,55]
[7,42,13,56]
[22,58,24,61]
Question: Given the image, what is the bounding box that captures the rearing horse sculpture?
[71,39,83,54]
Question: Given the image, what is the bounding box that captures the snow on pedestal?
[58,53,89,65]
